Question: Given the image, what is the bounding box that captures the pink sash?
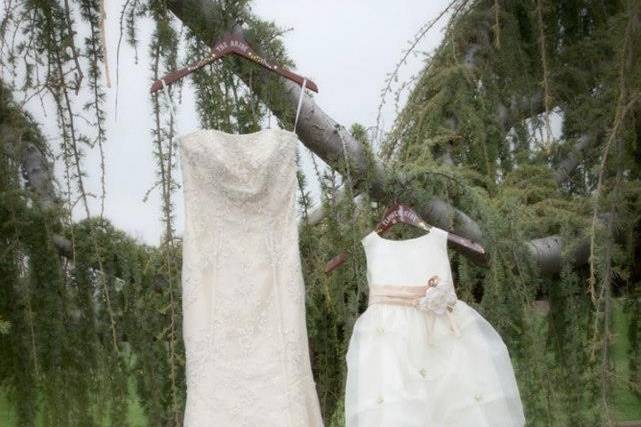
[368,284,432,307]
[368,283,461,339]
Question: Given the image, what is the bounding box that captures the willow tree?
[1,0,640,426]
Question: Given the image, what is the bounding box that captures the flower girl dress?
[345,226,525,426]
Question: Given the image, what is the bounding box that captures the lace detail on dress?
[179,128,323,427]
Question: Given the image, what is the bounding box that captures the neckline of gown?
[178,127,298,144]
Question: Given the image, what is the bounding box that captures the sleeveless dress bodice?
[364,227,455,290]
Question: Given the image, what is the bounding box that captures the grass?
[0,390,17,426]
[612,298,641,421]
[0,378,147,427]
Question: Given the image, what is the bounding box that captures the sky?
[19,0,452,246]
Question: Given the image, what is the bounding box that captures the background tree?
[1,0,640,426]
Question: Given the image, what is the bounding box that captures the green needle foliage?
[1,0,641,426]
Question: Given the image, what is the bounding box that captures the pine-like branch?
[166,0,589,274]
[7,2,602,275]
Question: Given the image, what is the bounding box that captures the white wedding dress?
[345,226,525,426]
[178,128,323,427]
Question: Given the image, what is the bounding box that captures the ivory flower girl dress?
[345,226,525,426]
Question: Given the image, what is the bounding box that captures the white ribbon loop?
[293,78,307,133]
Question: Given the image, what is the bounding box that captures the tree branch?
[6,2,596,276]
[553,132,600,185]
[165,0,592,274]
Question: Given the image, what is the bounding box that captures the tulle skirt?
[345,300,526,426]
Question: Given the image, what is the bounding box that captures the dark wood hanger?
[324,202,486,274]
[374,203,431,234]
[150,29,318,94]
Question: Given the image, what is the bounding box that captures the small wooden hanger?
[324,202,486,274]
[150,26,318,94]
[374,203,431,234]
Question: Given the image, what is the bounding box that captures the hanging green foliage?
[1,0,641,426]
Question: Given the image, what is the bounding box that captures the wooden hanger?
[374,203,431,234]
[324,202,486,274]
[150,27,318,94]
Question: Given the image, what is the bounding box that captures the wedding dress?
[178,128,323,427]
[345,226,525,426]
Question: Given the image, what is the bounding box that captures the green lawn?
[0,391,17,426]
[0,378,147,427]
[612,298,641,421]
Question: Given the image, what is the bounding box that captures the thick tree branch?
[1,122,60,211]
[0,84,72,257]
[8,2,595,276]
[553,132,600,185]
[165,0,594,274]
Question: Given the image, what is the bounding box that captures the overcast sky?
[21,0,452,246]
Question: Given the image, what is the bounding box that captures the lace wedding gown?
[178,128,323,427]
[345,226,525,426]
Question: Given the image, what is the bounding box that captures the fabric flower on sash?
[415,276,460,339]
[415,276,456,315]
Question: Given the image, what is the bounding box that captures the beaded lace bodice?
[179,128,303,308]
[178,128,323,426]
[180,128,299,226]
